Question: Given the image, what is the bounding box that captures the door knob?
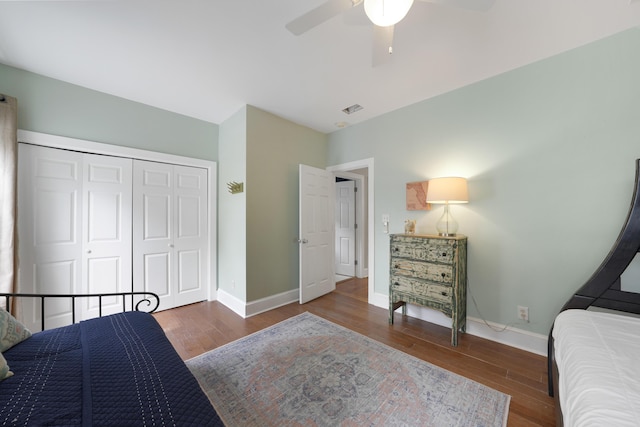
[298,238,308,244]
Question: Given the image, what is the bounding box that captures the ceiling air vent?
[342,104,363,115]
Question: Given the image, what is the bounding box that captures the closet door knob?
[168,244,174,248]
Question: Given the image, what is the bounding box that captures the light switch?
[382,214,389,234]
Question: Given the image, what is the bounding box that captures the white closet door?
[133,161,174,310]
[133,161,208,311]
[82,153,133,319]
[173,165,208,307]
[18,144,83,331]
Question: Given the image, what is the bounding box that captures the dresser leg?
[389,301,406,325]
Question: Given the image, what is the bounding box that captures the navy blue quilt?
[0,312,223,426]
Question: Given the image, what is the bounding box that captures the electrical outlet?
[518,305,529,322]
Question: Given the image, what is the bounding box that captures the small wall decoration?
[406,181,431,211]
[227,181,244,194]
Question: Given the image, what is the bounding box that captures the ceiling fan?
[286,0,496,66]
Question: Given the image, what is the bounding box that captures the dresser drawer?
[391,259,453,284]
[390,236,455,264]
[390,275,452,305]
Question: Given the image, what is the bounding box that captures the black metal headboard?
[557,158,640,314]
[547,158,640,396]
[0,292,160,331]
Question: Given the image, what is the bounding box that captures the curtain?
[0,94,18,311]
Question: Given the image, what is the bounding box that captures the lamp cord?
[466,276,517,333]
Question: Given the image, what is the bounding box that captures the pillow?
[0,352,13,381]
[0,307,32,352]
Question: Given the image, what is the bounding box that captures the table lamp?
[426,177,468,236]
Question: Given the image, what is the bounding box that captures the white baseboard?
[216,288,299,318]
[370,292,547,356]
[245,289,299,317]
[216,289,247,317]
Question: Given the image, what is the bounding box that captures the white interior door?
[133,160,208,311]
[335,180,356,277]
[133,160,174,311]
[173,165,208,307]
[18,146,133,329]
[299,164,335,303]
[82,153,133,319]
[18,144,83,331]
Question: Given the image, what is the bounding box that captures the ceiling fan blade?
[418,0,496,12]
[286,0,357,35]
[342,1,369,27]
[372,25,394,67]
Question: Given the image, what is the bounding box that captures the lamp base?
[435,204,459,236]
[438,232,458,237]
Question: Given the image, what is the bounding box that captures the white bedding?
[553,309,640,427]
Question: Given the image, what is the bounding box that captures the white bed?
[553,309,640,427]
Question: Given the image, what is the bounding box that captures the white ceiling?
[1,0,640,134]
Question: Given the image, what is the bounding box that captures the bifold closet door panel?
[18,145,133,331]
[173,164,208,308]
[133,160,174,311]
[18,144,83,331]
[133,160,208,311]
[82,153,133,319]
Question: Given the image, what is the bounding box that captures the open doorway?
[328,159,374,305]
[335,177,356,282]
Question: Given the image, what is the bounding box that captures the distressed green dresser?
[389,234,467,346]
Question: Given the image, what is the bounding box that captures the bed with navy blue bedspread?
[0,311,223,426]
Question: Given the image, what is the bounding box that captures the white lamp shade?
[364,0,415,27]
[426,177,469,204]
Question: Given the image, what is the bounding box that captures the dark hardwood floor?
[153,278,555,426]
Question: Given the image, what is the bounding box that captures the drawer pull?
[441,252,447,257]
[441,273,446,279]
[393,247,399,252]
[441,291,448,296]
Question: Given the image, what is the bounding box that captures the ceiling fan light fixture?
[364,0,414,27]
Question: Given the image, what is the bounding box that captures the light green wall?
[246,106,327,301]
[0,63,218,159]
[218,106,248,300]
[218,105,327,303]
[328,28,640,335]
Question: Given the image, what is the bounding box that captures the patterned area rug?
[186,312,510,427]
